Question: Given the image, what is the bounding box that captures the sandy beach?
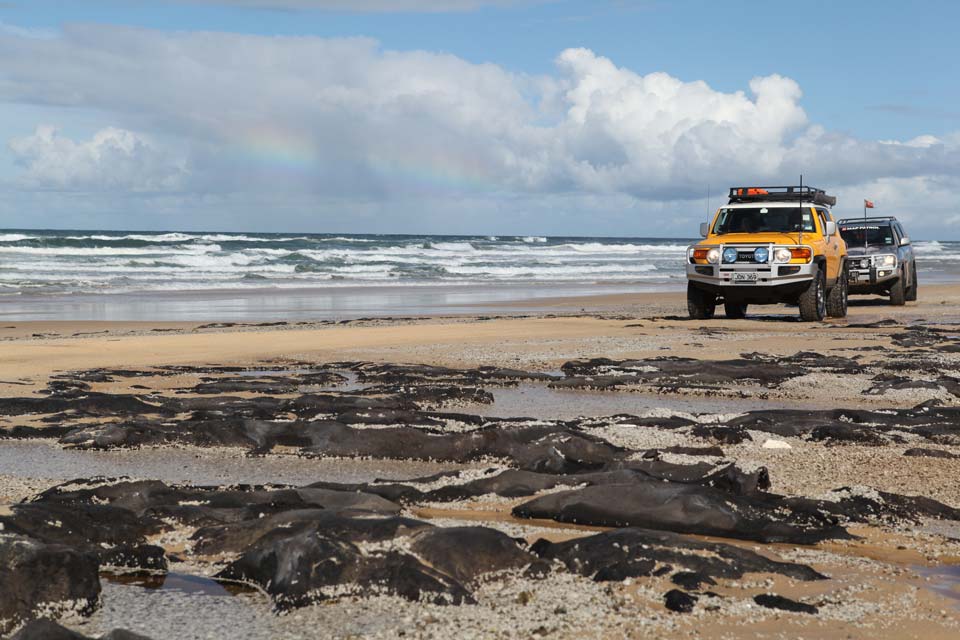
[2,284,960,639]
[4,1,960,637]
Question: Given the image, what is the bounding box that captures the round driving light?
[774,248,792,263]
[722,248,738,264]
[754,247,769,263]
[860,258,870,269]
[706,248,720,264]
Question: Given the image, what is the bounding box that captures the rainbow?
[229,123,502,192]
[230,123,319,173]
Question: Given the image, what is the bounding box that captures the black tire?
[889,268,906,306]
[798,267,826,322]
[826,262,848,318]
[687,282,716,320]
[724,301,747,319]
[906,262,918,302]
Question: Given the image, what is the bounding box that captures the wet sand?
[2,284,960,639]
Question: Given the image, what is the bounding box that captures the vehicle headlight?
[773,248,792,263]
[706,248,720,264]
[722,248,738,264]
[754,247,769,264]
[876,255,896,268]
[858,258,870,269]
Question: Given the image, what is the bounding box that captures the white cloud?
[8,125,186,192]
[0,23,957,234]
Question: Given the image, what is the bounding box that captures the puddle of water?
[469,383,809,420]
[105,572,241,597]
[916,564,960,608]
[235,369,366,392]
[217,371,803,420]
[72,578,274,640]
[0,440,472,487]
[921,520,960,540]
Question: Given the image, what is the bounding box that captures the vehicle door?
[816,208,841,280]
[894,222,914,283]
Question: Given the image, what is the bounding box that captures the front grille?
[729,247,769,264]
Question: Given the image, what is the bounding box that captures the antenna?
[706,185,711,219]
[798,174,804,247]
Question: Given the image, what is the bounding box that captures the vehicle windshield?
[839,224,895,247]
[713,207,815,234]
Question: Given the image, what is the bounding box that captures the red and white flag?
[864,199,875,209]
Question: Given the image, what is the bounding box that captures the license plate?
[731,272,757,283]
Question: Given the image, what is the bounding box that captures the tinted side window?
[816,209,828,236]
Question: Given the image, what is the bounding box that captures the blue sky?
[1,0,958,237]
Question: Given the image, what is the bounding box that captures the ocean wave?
[196,234,304,243]
[423,241,477,252]
[10,228,948,296]
[913,240,943,253]
[322,236,377,243]
[60,232,308,243]
[0,244,222,256]
[63,233,195,243]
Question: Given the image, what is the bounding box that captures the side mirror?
[825,221,837,236]
[900,237,911,246]
[699,222,709,238]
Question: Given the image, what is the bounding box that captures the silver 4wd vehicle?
[837,217,917,305]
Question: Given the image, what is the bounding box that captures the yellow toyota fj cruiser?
[686,185,848,321]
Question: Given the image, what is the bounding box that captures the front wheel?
[687,282,716,320]
[798,268,826,321]
[724,300,748,319]
[826,262,848,318]
[906,262,918,302]
[889,269,906,306]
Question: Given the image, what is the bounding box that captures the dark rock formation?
[864,374,945,397]
[193,512,429,556]
[753,593,818,614]
[307,460,769,505]
[406,526,535,586]
[0,535,101,635]
[807,423,892,446]
[216,524,475,609]
[664,589,697,613]
[514,483,849,544]
[671,571,717,591]
[11,619,152,640]
[903,448,959,459]
[556,356,809,390]
[530,528,825,583]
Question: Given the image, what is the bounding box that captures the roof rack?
[837,216,897,225]
[727,185,837,207]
